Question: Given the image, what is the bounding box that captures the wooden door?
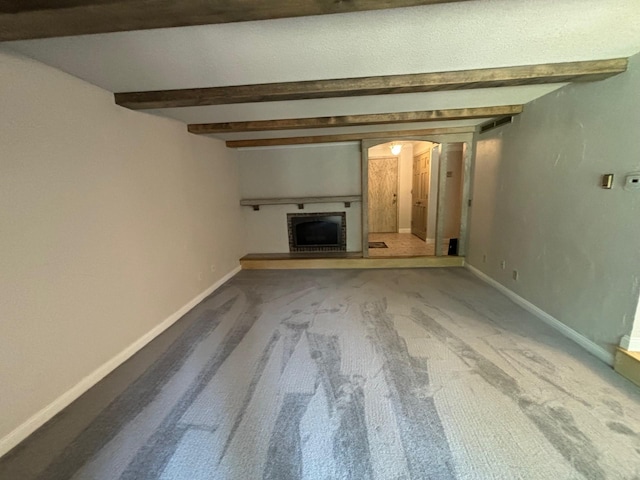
[368,157,398,233]
[411,149,430,240]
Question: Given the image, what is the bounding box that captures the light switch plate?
[601,173,614,189]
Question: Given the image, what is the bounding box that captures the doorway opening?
[366,140,465,257]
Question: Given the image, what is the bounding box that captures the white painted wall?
[0,50,244,450]
[237,144,361,252]
[622,297,640,351]
[468,51,640,355]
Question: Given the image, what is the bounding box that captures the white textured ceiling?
[3,0,640,140]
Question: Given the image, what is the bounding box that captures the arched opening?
[361,135,474,259]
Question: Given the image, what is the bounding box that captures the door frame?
[368,155,400,234]
[361,132,476,258]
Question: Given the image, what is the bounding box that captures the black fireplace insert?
[287,212,347,252]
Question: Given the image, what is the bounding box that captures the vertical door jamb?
[395,153,400,233]
[435,143,449,257]
[457,135,476,257]
[361,141,369,257]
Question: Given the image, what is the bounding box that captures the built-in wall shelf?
[241,195,361,211]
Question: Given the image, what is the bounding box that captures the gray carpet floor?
[1,268,640,479]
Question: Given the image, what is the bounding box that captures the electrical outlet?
[500,260,506,270]
[625,172,640,191]
[512,270,518,281]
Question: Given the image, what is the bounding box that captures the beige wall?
[443,145,463,239]
[468,51,640,355]
[238,144,362,252]
[0,50,244,447]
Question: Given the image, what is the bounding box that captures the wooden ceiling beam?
[115,59,628,110]
[224,126,476,148]
[0,0,467,41]
[188,106,523,134]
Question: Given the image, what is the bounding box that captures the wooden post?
[361,141,369,258]
[457,137,476,257]
[435,143,449,257]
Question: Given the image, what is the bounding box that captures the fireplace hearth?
[287,212,346,252]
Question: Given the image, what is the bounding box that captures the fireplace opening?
[287,212,346,252]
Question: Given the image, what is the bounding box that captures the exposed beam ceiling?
[188,106,522,134]
[114,59,627,110]
[225,126,476,148]
[0,0,469,41]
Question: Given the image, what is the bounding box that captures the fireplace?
[287,212,346,252]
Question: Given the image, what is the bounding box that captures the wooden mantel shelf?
[240,195,361,211]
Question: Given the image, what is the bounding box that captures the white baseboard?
[620,334,640,351]
[0,265,241,459]
[465,264,614,366]
[398,228,411,234]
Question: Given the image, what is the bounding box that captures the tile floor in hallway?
[368,232,450,256]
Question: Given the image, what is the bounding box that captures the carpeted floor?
[1,268,639,479]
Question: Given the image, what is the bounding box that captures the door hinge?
[468,199,472,207]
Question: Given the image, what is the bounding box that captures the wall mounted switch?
[601,173,614,189]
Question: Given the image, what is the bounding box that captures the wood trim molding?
[188,106,522,134]
[240,255,465,270]
[225,127,477,148]
[0,0,467,41]
[115,59,628,110]
[457,138,476,257]
[240,195,361,210]
[614,348,640,387]
[361,142,370,258]
[435,143,449,257]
